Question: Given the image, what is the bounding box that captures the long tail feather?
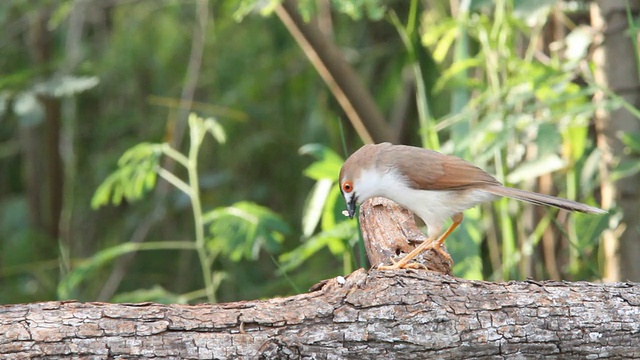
[482,185,606,214]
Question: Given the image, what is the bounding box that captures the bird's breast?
[357,167,497,227]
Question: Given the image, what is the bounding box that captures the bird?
[338,142,606,270]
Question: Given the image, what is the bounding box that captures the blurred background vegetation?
[1,0,639,305]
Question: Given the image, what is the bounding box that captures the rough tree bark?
[1,270,640,359]
[1,198,640,359]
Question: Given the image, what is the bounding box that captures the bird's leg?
[378,236,437,270]
[379,212,464,270]
[429,212,463,265]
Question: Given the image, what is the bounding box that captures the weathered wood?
[359,197,453,275]
[1,270,640,359]
[2,197,637,358]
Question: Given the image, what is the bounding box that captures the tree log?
[3,198,638,358]
[359,197,453,275]
[1,270,640,359]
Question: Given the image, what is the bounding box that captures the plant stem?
[187,133,216,303]
[390,2,439,150]
[566,169,579,276]
[161,144,190,168]
[157,167,192,196]
[494,148,515,279]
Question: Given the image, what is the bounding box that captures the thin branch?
[156,167,192,197]
[275,0,394,144]
[161,143,189,169]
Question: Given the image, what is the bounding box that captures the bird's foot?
[378,258,427,270]
[378,244,452,271]
[433,245,453,266]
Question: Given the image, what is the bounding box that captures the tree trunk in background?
[591,0,640,282]
[275,0,394,145]
[27,8,64,245]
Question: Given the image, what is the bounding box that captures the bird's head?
[339,143,391,219]
[339,169,359,219]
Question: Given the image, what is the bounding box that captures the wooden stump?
[359,197,453,275]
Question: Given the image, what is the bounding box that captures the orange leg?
[379,212,464,270]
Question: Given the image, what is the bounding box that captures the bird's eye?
[342,181,353,193]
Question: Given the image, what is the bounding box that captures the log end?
[358,197,453,276]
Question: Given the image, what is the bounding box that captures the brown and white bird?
[339,142,606,270]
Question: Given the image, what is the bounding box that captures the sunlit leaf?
[322,185,345,231]
[301,179,333,237]
[561,124,588,162]
[506,154,566,184]
[432,26,458,63]
[434,58,482,93]
[299,144,343,180]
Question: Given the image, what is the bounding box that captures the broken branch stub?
[358,197,453,275]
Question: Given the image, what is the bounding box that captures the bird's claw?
[378,257,428,270]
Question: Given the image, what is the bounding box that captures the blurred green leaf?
[513,0,555,22]
[111,285,187,304]
[278,220,357,273]
[299,144,344,180]
[434,58,483,93]
[450,207,484,280]
[621,131,640,153]
[536,123,563,157]
[565,126,589,160]
[91,143,162,209]
[611,159,640,182]
[206,201,290,261]
[232,0,280,21]
[330,0,386,20]
[57,240,197,300]
[58,242,142,300]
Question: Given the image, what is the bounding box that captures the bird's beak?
[347,195,357,219]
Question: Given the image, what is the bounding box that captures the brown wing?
[381,145,501,190]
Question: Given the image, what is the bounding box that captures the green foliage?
[279,144,359,274]
[205,201,289,261]
[413,0,612,280]
[0,0,627,306]
[233,0,386,22]
[91,143,161,208]
[65,113,289,302]
[58,240,196,300]
[299,143,344,180]
[111,285,187,304]
[612,132,640,181]
[328,0,386,20]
